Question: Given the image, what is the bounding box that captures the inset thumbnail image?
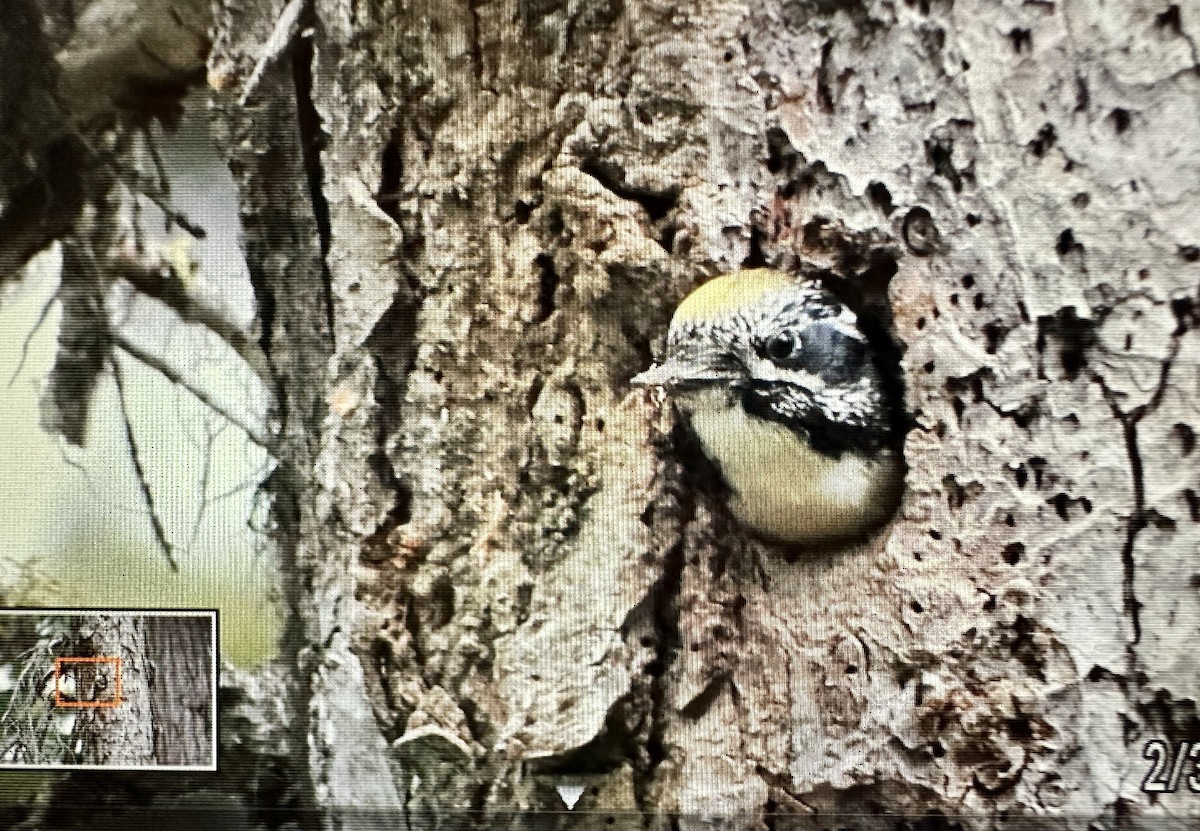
[0,610,215,770]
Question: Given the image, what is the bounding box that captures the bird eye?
[763,332,801,364]
[803,323,868,383]
[756,322,869,381]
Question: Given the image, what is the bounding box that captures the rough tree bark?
[2,0,1199,829]
[209,0,1200,827]
[75,615,155,766]
[145,616,215,767]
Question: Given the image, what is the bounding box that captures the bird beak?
[630,362,680,388]
[631,358,744,389]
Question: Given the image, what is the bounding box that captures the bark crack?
[290,7,336,345]
[1096,335,1180,666]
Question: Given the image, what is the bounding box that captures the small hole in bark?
[742,224,767,269]
[903,207,940,254]
[931,741,946,758]
[1156,4,1183,33]
[1009,28,1032,53]
[1027,123,1056,157]
[961,274,975,288]
[1029,457,1048,488]
[1183,489,1200,523]
[924,361,936,373]
[983,321,1008,354]
[1110,108,1132,134]
[1037,308,1095,380]
[1007,717,1034,740]
[429,577,456,628]
[966,213,980,226]
[916,316,927,330]
[765,127,796,174]
[375,127,402,223]
[867,181,894,214]
[1056,229,1080,255]
[1072,192,1090,208]
[659,223,677,253]
[910,601,924,613]
[534,254,559,323]
[1050,493,1071,520]
[1172,297,1197,334]
[1173,423,1195,455]
[1014,464,1029,489]
[514,200,533,224]
[929,529,942,540]
[1003,542,1024,565]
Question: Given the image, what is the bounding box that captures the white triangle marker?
[556,784,585,810]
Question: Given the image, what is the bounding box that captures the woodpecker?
[632,269,904,545]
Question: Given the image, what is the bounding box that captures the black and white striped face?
[633,270,893,459]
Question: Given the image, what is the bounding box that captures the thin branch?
[130,184,207,240]
[240,0,307,106]
[106,153,206,240]
[111,357,179,571]
[7,291,58,387]
[185,414,221,553]
[115,274,273,386]
[113,335,273,450]
[142,125,172,200]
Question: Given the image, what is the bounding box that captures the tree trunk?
[75,615,155,766]
[145,616,215,767]
[2,0,1199,828]
[208,0,1200,826]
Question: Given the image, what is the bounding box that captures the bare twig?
[113,334,272,450]
[185,412,222,553]
[7,291,58,387]
[111,357,179,571]
[240,0,307,106]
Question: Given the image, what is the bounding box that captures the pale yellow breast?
[680,390,901,544]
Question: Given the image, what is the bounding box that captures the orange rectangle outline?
[54,656,122,708]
